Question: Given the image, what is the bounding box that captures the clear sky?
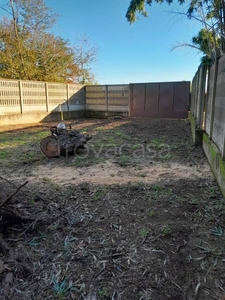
[1,0,203,84]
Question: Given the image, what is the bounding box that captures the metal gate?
[130,81,190,118]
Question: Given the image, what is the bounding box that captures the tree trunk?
[40,128,92,158]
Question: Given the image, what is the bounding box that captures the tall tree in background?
[126,0,225,61]
[73,35,99,84]
[0,0,98,83]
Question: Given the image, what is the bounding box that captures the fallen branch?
[0,181,28,209]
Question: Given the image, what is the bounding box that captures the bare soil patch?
[0,118,224,300]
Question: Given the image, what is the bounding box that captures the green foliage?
[126,0,225,57]
[92,187,105,200]
[197,240,224,257]
[161,224,172,236]
[98,287,108,299]
[210,226,224,237]
[149,210,155,217]
[117,154,131,166]
[126,0,148,23]
[139,228,148,239]
[52,276,71,300]
[192,29,218,57]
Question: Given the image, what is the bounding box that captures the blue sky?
[1,0,203,84]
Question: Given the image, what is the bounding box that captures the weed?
[196,240,224,257]
[115,130,131,140]
[150,139,166,149]
[209,226,224,237]
[92,188,105,201]
[52,276,72,300]
[21,150,39,163]
[72,155,105,167]
[0,150,10,159]
[132,144,143,150]
[42,177,60,189]
[98,286,108,299]
[117,155,130,166]
[151,185,172,197]
[149,210,155,217]
[29,197,35,206]
[209,187,217,198]
[92,157,106,165]
[81,127,88,133]
[28,232,46,247]
[139,228,148,239]
[190,198,199,205]
[161,225,172,236]
[103,135,117,144]
[136,181,145,188]
[206,198,225,215]
[152,184,164,192]
[176,196,186,203]
[169,144,179,149]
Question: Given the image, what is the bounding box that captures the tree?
[126,0,225,59]
[32,33,76,82]
[0,0,98,83]
[171,28,221,65]
[72,35,99,84]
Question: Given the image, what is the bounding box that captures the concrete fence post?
[194,70,199,119]
[105,85,108,113]
[222,129,225,158]
[18,80,24,113]
[190,76,195,115]
[66,84,70,112]
[209,58,219,139]
[198,64,207,129]
[45,82,49,112]
[203,68,210,131]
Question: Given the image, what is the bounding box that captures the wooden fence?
[191,54,225,157]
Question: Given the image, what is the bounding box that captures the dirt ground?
[0,118,225,300]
